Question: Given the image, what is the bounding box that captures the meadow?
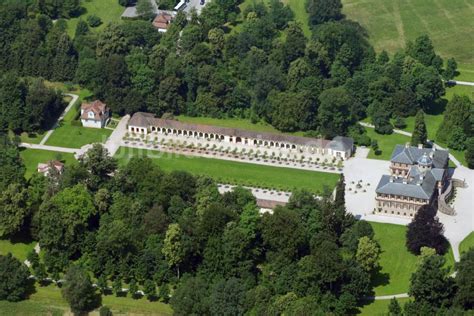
[115,147,340,193]
[342,0,474,80]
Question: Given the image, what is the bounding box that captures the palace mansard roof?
[390,144,449,169]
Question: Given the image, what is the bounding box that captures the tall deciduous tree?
[454,248,474,309]
[306,0,343,26]
[0,183,29,237]
[0,253,31,302]
[444,58,457,80]
[318,87,354,138]
[355,236,380,272]
[162,223,185,279]
[409,255,454,308]
[62,265,98,314]
[411,110,427,146]
[406,205,447,255]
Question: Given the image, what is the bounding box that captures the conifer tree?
[411,110,427,146]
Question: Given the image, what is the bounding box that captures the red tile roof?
[152,13,173,30]
[81,100,108,121]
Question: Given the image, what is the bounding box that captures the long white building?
[128,112,354,160]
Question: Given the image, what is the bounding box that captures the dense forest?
[0,0,469,138]
[1,139,473,315]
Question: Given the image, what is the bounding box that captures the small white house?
[80,100,110,128]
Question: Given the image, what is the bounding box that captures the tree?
[143,279,157,301]
[406,205,447,255]
[388,297,402,315]
[454,248,474,309]
[170,276,210,315]
[444,58,457,80]
[406,35,443,70]
[96,24,128,57]
[136,0,155,20]
[465,137,474,169]
[0,138,25,191]
[61,265,98,315]
[0,183,29,237]
[162,224,185,279]
[129,279,138,298]
[113,277,122,296]
[306,0,343,26]
[0,254,31,302]
[79,144,117,190]
[355,236,381,272]
[209,278,247,316]
[269,91,315,132]
[436,95,472,143]
[409,255,454,307]
[411,110,427,146]
[87,15,102,27]
[159,283,170,303]
[318,87,354,138]
[74,20,89,38]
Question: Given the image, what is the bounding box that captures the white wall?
[81,119,103,128]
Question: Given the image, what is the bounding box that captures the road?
[40,93,79,145]
[447,80,474,87]
[359,122,462,167]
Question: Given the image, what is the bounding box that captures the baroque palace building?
[375,144,450,218]
[127,112,354,161]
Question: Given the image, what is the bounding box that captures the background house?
[80,100,110,128]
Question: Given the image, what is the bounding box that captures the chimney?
[405,142,410,148]
[418,144,423,149]
[389,176,394,183]
[402,178,407,184]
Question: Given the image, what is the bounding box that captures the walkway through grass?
[115,147,339,193]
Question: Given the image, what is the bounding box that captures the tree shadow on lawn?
[370,266,390,293]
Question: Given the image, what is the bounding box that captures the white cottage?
[80,100,110,128]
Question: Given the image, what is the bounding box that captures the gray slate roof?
[390,145,449,169]
[327,136,354,152]
[376,167,443,200]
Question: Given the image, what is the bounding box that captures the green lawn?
[369,222,455,296]
[0,239,35,262]
[364,127,410,160]
[358,298,410,316]
[45,124,112,149]
[43,85,113,149]
[115,147,339,193]
[370,222,418,296]
[19,148,77,178]
[0,285,172,316]
[460,232,474,255]
[177,115,304,136]
[342,0,474,78]
[66,0,125,37]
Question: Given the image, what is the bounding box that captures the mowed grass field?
[0,239,35,262]
[19,149,76,178]
[364,127,410,160]
[369,222,455,296]
[115,147,340,193]
[358,298,410,316]
[66,0,125,37]
[0,284,173,316]
[460,232,474,254]
[342,0,474,80]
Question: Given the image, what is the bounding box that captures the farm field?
[342,0,474,80]
[66,0,125,37]
[369,222,455,296]
[19,149,76,178]
[115,147,340,193]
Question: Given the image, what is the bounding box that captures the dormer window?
[88,111,94,118]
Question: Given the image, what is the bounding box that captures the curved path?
[447,80,474,87]
[40,93,79,145]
